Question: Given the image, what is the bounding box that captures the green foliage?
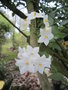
[1,43,17,64]
[60,20,68,26]
[40,50,49,58]
[52,25,66,39]
[49,73,68,84]
[40,0,68,82]
[0,15,13,32]
[0,15,12,38]
[0,63,6,80]
[0,15,13,56]
[0,15,12,27]
[49,40,61,50]
[23,30,30,36]
[48,16,67,39]
[10,32,27,48]
[49,65,68,84]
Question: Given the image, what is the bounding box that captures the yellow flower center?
[45,35,48,39]
[26,60,29,65]
[34,11,36,16]
[0,81,5,90]
[39,63,42,68]
[45,19,48,22]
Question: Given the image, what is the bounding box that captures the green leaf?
[49,10,57,19]
[49,41,61,50]
[51,65,58,73]
[40,51,49,58]
[52,25,66,38]
[60,20,68,26]
[48,15,54,26]
[60,28,68,34]
[49,73,67,83]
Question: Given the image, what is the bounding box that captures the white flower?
[36,55,51,74]
[38,28,54,46]
[44,56,52,75]
[28,12,36,20]
[20,18,30,30]
[18,45,40,59]
[16,56,36,74]
[39,27,52,34]
[26,45,40,57]
[45,27,52,33]
[17,47,26,59]
[36,12,43,18]
[45,55,51,68]
[43,14,49,27]
[28,11,43,21]
[16,45,40,74]
[20,45,39,58]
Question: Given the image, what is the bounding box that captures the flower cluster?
[16,45,51,74]
[16,11,53,75]
[22,11,43,30]
[38,13,54,45]
[21,11,54,45]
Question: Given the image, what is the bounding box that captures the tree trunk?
[30,19,51,90]
[30,19,38,47]
[26,1,52,90]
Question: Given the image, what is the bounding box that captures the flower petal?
[44,39,49,46]
[40,28,46,36]
[49,33,54,40]
[38,36,44,43]
[33,47,39,54]
[38,68,44,74]
[19,67,27,74]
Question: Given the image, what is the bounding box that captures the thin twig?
[0,11,28,38]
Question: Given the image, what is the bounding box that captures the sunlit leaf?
[0,81,5,90]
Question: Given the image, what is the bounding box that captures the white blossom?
[36,55,51,74]
[43,14,49,27]
[16,45,52,74]
[28,11,43,21]
[17,47,26,59]
[38,28,54,46]
[16,45,40,74]
[26,45,40,57]
[21,18,30,30]
[16,55,37,74]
